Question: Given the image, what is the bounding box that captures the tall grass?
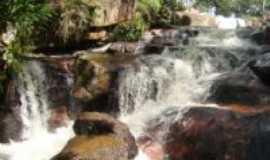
[59,0,95,43]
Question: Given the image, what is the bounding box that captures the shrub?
[0,0,53,98]
[3,0,53,49]
[111,14,147,42]
[137,0,185,28]
[58,0,96,43]
[137,0,163,22]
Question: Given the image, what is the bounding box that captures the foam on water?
[0,61,74,160]
[0,27,260,160]
[0,123,74,160]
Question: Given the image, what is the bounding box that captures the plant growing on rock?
[137,0,185,28]
[137,0,163,22]
[111,0,185,41]
[0,0,53,98]
[58,0,96,43]
[111,14,146,42]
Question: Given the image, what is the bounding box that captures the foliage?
[1,0,53,66]
[137,0,163,22]
[2,0,53,49]
[195,0,270,16]
[152,0,185,27]
[111,14,146,42]
[59,0,96,43]
[137,0,185,28]
[0,0,53,98]
[111,0,186,41]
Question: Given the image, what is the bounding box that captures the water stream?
[0,27,259,160]
[0,61,74,160]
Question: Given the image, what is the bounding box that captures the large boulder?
[71,53,136,114]
[49,0,135,28]
[52,112,137,160]
[251,27,270,45]
[248,53,270,86]
[86,0,135,27]
[206,52,270,107]
[139,106,270,160]
[206,72,270,107]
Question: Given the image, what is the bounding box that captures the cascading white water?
[18,61,49,139]
[119,28,259,160]
[0,61,74,160]
[0,28,260,160]
[119,55,206,137]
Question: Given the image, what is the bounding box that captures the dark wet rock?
[48,106,69,130]
[140,106,270,160]
[0,80,23,143]
[52,112,137,160]
[44,62,73,109]
[248,53,270,86]
[206,71,270,107]
[251,31,265,45]
[71,53,136,114]
[0,110,23,143]
[138,29,200,55]
[251,27,270,45]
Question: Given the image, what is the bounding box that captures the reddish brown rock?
[139,106,270,160]
[48,106,69,130]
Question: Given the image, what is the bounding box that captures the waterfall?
[18,61,49,139]
[120,28,259,140]
[0,61,74,160]
[0,27,261,160]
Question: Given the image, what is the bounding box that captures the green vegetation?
[111,14,146,42]
[111,0,185,42]
[0,0,53,71]
[59,0,96,43]
[0,0,97,97]
[195,0,270,16]
[137,0,185,27]
[136,0,163,23]
[0,0,54,99]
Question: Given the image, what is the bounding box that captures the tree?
[195,0,270,16]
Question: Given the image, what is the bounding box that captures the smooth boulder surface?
[206,70,270,107]
[248,53,270,86]
[52,112,137,160]
[139,106,270,160]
